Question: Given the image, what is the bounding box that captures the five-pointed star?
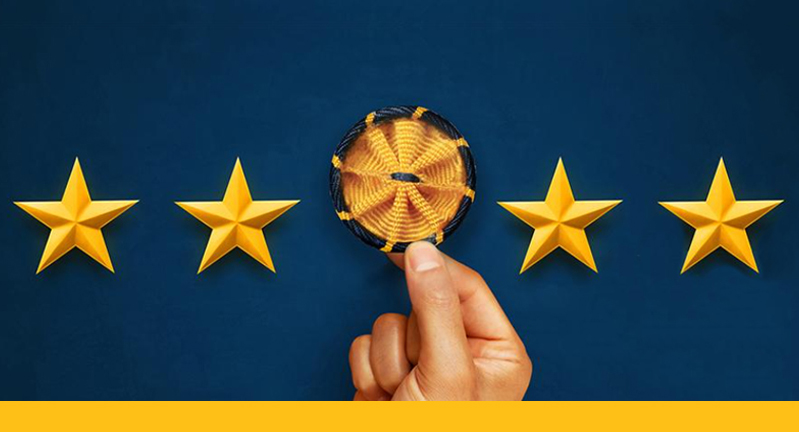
[15,158,137,274]
[660,158,782,273]
[498,158,621,273]
[176,158,299,273]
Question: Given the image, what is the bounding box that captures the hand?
[349,241,532,400]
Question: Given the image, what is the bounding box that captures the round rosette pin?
[329,106,476,252]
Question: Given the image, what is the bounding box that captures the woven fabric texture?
[330,106,476,252]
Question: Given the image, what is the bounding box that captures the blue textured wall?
[1,0,797,400]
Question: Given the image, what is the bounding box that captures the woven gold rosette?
[330,106,476,252]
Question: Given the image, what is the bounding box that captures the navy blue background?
[1,1,797,400]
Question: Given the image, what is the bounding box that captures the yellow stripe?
[365,112,375,127]
[457,137,469,148]
[331,155,342,169]
[464,188,475,200]
[380,241,395,253]
[412,107,428,119]
[336,211,352,221]
[3,400,799,430]
[435,232,444,244]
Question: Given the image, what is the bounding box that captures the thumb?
[403,242,474,386]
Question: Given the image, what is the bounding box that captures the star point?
[177,159,298,274]
[15,158,137,273]
[499,159,621,273]
[661,158,782,273]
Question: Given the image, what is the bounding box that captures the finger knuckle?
[511,337,533,373]
[372,313,407,334]
[522,354,533,379]
[349,335,370,357]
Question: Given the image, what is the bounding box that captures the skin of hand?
[349,241,532,401]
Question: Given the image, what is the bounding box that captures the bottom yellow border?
[2,401,798,431]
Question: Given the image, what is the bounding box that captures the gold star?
[15,158,137,274]
[177,158,299,274]
[499,158,621,273]
[660,158,782,273]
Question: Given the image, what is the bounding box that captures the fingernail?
[407,242,442,273]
